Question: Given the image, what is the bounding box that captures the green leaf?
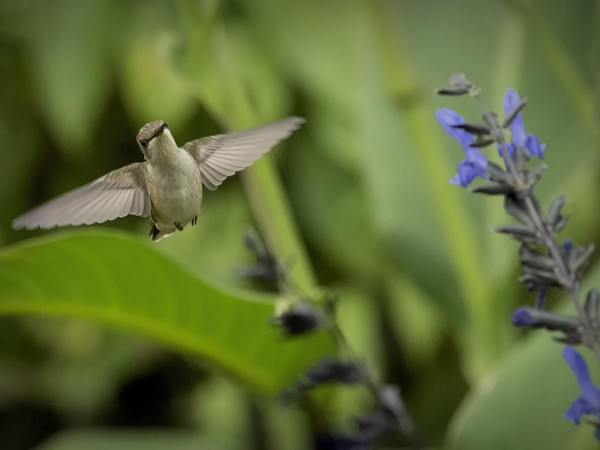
[446,331,599,450]
[447,263,600,450]
[187,22,291,126]
[25,0,114,155]
[0,231,335,392]
[285,147,381,285]
[120,27,197,127]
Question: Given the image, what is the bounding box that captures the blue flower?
[503,89,546,159]
[436,108,489,188]
[511,307,536,326]
[563,346,600,441]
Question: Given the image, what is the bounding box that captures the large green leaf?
[446,264,600,450]
[0,230,335,392]
[446,328,599,450]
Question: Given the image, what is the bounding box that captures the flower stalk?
[436,73,600,441]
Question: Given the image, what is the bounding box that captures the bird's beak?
[154,126,177,149]
[153,122,168,138]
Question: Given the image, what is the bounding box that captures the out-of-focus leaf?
[336,287,385,381]
[244,0,370,173]
[189,376,313,450]
[0,43,41,241]
[35,428,209,450]
[354,42,471,317]
[187,22,290,126]
[285,146,381,284]
[190,376,251,450]
[246,0,474,311]
[120,26,197,127]
[0,231,335,392]
[447,330,598,450]
[32,323,158,420]
[447,264,600,450]
[332,287,384,421]
[25,0,114,155]
[385,274,445,370]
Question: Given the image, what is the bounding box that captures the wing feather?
[130,188,149,217]
[12,163,150,230]
[75,189,115,225]
[182,116,305,191]
[119,190,133,219]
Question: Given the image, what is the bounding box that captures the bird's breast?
[146,152,203,226]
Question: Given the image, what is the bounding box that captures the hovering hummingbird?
[13,117,305,241]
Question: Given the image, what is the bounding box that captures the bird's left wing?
[182,116,305,191]
[12,163,151,230]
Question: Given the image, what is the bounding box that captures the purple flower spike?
[436,108,489,188]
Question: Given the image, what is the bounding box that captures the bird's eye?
[139,139,148,149]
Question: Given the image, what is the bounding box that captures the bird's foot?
[191,216,197,226]
[174,222,183,231]
[149,226,160,241]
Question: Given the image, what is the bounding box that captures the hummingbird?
[12,116,305,241]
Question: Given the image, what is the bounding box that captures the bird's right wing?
[182,116,306,191]
[12,163,151,230]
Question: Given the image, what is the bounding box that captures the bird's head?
[136,120,178,161]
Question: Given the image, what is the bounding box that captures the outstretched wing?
[12,163,151,230]
[182,116,305,191]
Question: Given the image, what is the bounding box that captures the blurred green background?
[1,0,600,449]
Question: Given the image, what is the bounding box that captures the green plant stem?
[211,27,317,294]
[240,164,317,293]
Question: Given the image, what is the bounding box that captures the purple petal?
[504,88,527,147]
[449,173,462,185]
[451,148,489,187]
[503,88,547,159]
[563,347,600,409]
[496,142,516,159]
[435,108,473,150]
[455,161,478,187]
[525,134,546,159]
[465,148,489,173]
[565,397,594,424]
[503,88,521,115]
[511,307,535,326]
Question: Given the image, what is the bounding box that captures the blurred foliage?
[1,0,600,449]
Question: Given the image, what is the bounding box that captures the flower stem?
[481,90,600,359]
